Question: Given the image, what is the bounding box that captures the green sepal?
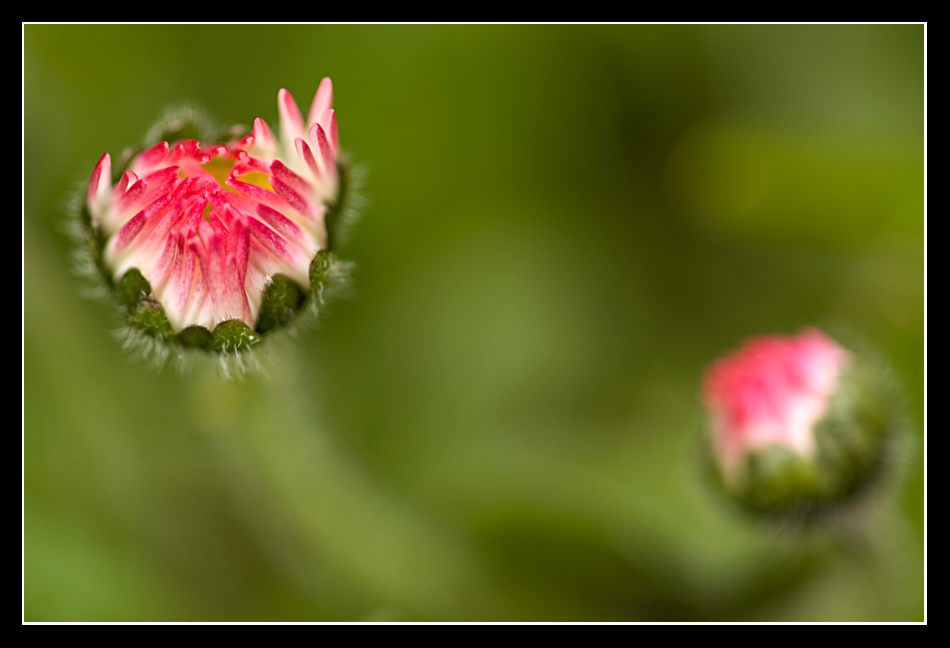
[178,325,213,350]
[256,274,306,334]
[154,121,202,146]
[706,353,902,525]
[152,117,245,148]
[324,161,350,250]
[128,299,176,342]
[309,249,333,297]
[78,200,114,290]
[79,196,94,230]
[210,319,262,354]
[117,268,152,308]
[730,447,823,519]
[119,268,175,343]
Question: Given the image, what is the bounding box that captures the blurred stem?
[833,499,924,621]
[186,352,500,620]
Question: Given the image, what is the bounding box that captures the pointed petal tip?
[324,109,340,153]
[89,153,113,204]
[310,122,335,170]
[138,141,170,170]
[295,136,322,178]
[309,77,334,126]
[278,89,305,148]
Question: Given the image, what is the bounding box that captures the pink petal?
[225,217,252,325]
[246,212,296,261]
[226,175,288,212]
[270,176,316,219]
[163,234,194,329]
[310,122,335,172]
[308,77,333,129]
[187,236,213,328]
[254,204,307,249]
[116,178,147,213]
[295,136,323,179]
[245,216,309,289]
[243,155,270,174]
[114,170,138,198]
[234,135,255,150]
[88,153,111,209]
[147,226,182,292]
[322,109,340,154]
[108,210,149,256]
[207,211,229,240]
[141,166,181,188]
[135,142,170,172]
[270,159,311,195]
[253,117,275,149]
[278,89,305,146]
[168,140,206,165]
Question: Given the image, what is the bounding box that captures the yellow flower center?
[200,155,273,194]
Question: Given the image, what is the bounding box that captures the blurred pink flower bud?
[704,328,849,482]
[701,328,904,521]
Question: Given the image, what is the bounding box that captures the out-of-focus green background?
[24,25,924,621]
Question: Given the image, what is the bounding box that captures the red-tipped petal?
[164,234,195,329]
[114,170,138,197]
[278,89,305,143]
[226,176,287,212]
[252,117,276,152]
[310,123,335,172]
[308,77,334,128]
[141,166,180,188]
[270,159,310,194]
[88,153,111,208]
[247,214,294,261]
[136,142,170,171]
[116,178,148,213]
[225,217,252,324]
[323,109,340,154]
[295,136,323,179]
[189,232,213,326]
[149,194,206,254]
[240,155,270,174]
[270,176,316,219]
[168,140,203,164]
[253,117,274,141]
[245,217,309,289]
[234,135,255,150]
[132,177,191,227]
[255,204,307,247]
[229,163,258,178]
[197,222,225,322]
[207,211,229,240]
[109,211,149,256]
[147,226,182,292]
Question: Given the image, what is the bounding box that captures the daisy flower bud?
[701,328,905,523]
[76,79,358,369]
